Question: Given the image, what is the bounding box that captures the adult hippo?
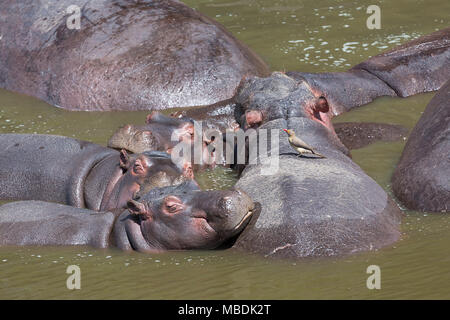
[392,79,450,212]
[0,181,256,251]
[230,73,403,258]
[0,0,269,111]
[0,134,192,211]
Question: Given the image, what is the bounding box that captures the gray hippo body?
[230,73,402,258]
[0,201,115,248]
[0,0,269,111]
[392,79,450,212]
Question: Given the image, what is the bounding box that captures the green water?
[1,0,449,299]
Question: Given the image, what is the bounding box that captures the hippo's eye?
[167,205,178,213]
[163,196,184,215]
[166,203,184,214]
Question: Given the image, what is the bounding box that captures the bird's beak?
[283,129,288,133]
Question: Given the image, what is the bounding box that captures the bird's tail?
[312,150,326,158]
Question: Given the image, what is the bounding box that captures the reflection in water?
[0,0,449,299]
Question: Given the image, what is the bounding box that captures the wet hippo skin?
[392,79,450,212]
[0,201,115,248]
[0,0,269,111]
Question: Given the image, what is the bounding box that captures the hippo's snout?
[199,189,255,237]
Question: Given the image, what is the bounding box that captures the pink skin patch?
[245,110,263,129]
[307,97,337,135]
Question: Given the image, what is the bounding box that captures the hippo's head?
[107,112,195,154]
[108,112,219,168]
[100,150,194,211]
[123,181,256,251]
[235,72,334,133]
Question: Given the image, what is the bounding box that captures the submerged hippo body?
[287,27,450,115]
[231,74,403,258]
[0,0,269,111]
[0,134,190,211]
[0,181,256,252]
[334,122,409,150]
[392,79,450,212]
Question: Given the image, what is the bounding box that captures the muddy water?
[1,0,449,299]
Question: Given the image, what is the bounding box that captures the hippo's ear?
[127,200,149,219]
[119,149,131,169]
[146,111,160,124]
[182,161,194,180]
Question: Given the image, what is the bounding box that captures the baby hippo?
[99,150,194,211]
[107,112,220,168]
[117,181,256,251]
[0,182,257,252]
[108,111,197,154]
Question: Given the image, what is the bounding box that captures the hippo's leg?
[0,201,115,248]
[392,79,450,212]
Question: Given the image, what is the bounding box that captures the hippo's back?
[0,134,115,207]
[0,201,115,248]
[0,0,269,111]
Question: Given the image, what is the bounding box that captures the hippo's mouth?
[217,202,261,249]
[230,209,254,236]
[306,105,336,135]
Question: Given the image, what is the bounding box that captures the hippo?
[0,134,192,211]
[0,181,256,252]
[108,112,198,155]
[286,27,450,115]
[392,79,450,212]
[0,0,269,111]
[231,28,449,133]
[108,111,236,168]
[229,73,403,258]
